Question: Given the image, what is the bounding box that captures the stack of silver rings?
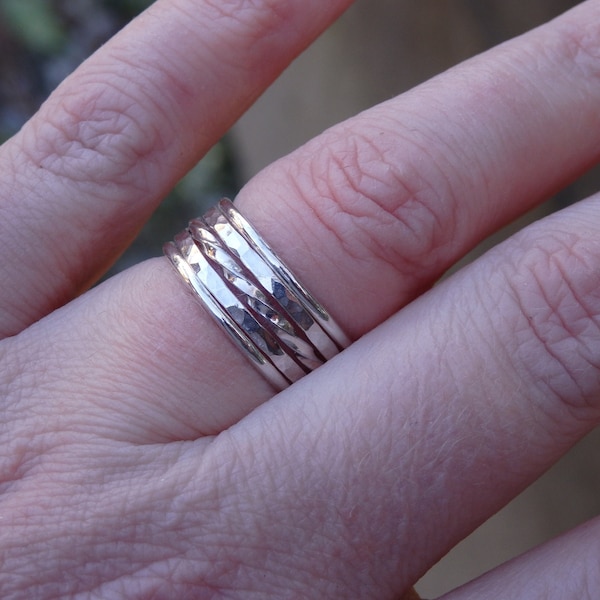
[164,198,350,391]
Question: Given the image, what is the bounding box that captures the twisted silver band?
[164,198,350,390]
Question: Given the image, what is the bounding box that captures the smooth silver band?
[164,198,350,390]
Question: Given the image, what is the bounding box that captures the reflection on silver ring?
[164,198,350,391]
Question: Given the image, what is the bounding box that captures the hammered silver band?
[164,198,350,390]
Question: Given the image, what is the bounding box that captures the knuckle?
[21,68,166,194]
[503,227,600,419]
[290,120,461,280]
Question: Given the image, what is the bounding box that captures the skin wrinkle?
[4,73,168,303]
[177,511,315,599]
[285,160,354,260]
[396,99,475,211]
[27,77,167,192]
[0,345,52,492]
[356,276,555,570]
[5,460,195,598]
[411,113,489,240]
[267,90,495,322]
[0,183,76,314]
[0,409,51,494]
[322,123,456,271]
[279,124,457,323]
[320,138,406,263]
[508,292,587,433]
[80,557,198,600]
[16,288,186,443]
[552,239,600,353]
[501,223,600,421]
[336,132,454,277]
[466,275,531,433]
[267,389,410,590]
[10,3,600,596]
[248,314,502,592]
[0,0,355,338]
[63,340,184,433]
[211,420,382,596]
[530,264,600,413]
[3,262,262,443]
[248,168,373,330]
[4,330,428,592]
[0,496,83,595]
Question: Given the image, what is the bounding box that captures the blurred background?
[1,0,598,597]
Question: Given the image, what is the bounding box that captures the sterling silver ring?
[164,198,350,391]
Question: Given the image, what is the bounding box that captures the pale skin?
[1,0,600,598]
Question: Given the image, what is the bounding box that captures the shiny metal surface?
[164,198,350,390]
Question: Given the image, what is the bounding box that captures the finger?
[7,0,600,440]
[2,260,272,442]
[236,0,600,337]
[439,518,600,599]
[0,0,352,337]
[205,195,600,597]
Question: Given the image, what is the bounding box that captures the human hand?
[2,1,600,598]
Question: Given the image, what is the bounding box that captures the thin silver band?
[164,198,350,390]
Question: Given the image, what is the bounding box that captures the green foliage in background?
[0,0,153,58]
[0,0,239,271]
[104,0,153,16]
[0,0,66,53]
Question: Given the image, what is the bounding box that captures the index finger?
[0,0,353,337]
